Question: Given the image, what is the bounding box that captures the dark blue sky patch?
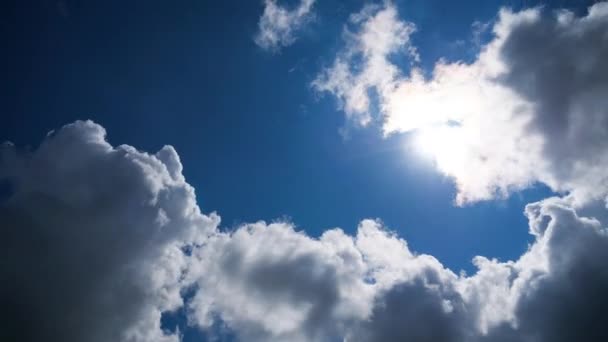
[0,179,14,203]
[161,285,237,342]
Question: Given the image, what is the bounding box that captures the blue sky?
[2,1,608,341]
[2,0,567,272]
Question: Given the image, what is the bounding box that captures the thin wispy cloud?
[312,3,418,126]
[255,0,316,51]
[314,2,608,206]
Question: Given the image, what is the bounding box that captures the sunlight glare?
[413,124,471,177]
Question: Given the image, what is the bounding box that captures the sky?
[1,1,608,342]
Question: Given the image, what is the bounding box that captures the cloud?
[472,196,608,342]
[2,121,608,341]
[184,219,459,341]
[314,2,608,205]
[312,3,417,126]
[351,273,470,342]
[0,121,219,342]
[255,0,316,51]
[513,199,608,341]
[184,196,608,342]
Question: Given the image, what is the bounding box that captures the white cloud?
[312,3,417,126]
[314,2,608,205]
[184,219,457,341]
[3,121,608,341]
[183,196,608,342]
[255,0,316,51]
[470,196,608,342]
[0,121,219,342]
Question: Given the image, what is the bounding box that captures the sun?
[413,124,471,177]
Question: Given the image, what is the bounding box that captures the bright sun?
[413,125,471,176]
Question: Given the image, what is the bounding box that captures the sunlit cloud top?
[315,2,608,206]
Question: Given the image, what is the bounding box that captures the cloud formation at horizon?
[2,120,608,341]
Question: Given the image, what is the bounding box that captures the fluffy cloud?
[513,199,608,341]
[351,271,470,342]
[183,196,608,342]
[2,122,457,342]
[255,0,316,51]
[314,2,608,205]
[0,121,219,342]
[185,219,459,342]
[471,196,608,342]
[3,121,608,341]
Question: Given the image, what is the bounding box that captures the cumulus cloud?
[184,219,459,342]
[0,121,219,342]
[314,2,608,205]
[3,121,608,341]
[471,196,608,342]
[183,195,608,342]
[351,273,470,342]
[255,0,316,51]
[2,122,455,342]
